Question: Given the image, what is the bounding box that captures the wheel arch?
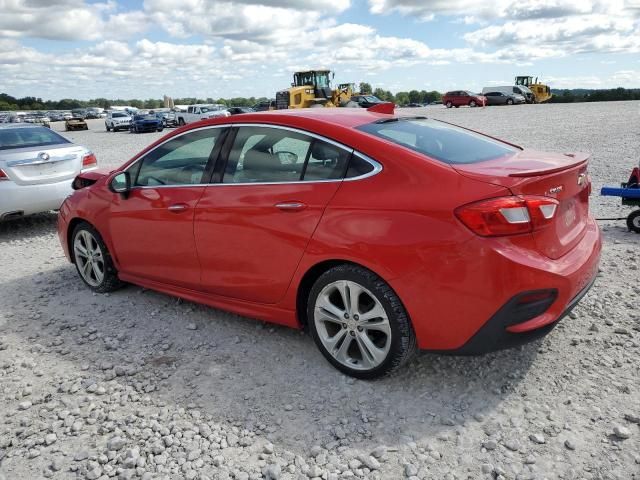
[295,259,406,330]
[66,217,99,264]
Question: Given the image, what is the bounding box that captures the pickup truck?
[175,104,230,126]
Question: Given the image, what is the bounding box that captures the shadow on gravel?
[2,262,542,455]
[0,212,58,245]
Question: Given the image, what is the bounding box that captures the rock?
[263,443,274,454]
[186,323,197,330]
[370,445,386,459]
[262,464,281,480]
[86,466,103,480]
[404,464,418,477]
[359,455,380,470]
[624,413,640,424]
[74,450,89,461]
[564,439,576,450]
[481,464,493,474]
[504,440,520,452]
[613,425,631,440]
[529,434,545,444]
[45,433,57,445]
[107,435,126,451]
[18,401,32,410]
[483,440,497,451]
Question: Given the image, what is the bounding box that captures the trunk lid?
[453,150,591,259]
[0,144,87,186]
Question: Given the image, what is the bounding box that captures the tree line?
[1,87,639,111]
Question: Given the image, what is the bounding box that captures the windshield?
[0,127,69,150]
[356,118,519,165]
[112,112,127,118]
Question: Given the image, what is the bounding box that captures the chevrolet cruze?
[58,107,601,378]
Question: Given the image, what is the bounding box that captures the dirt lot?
[0,102,638,480]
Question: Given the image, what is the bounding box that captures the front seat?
[240,149,284,182]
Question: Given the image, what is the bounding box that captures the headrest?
[311,142,338,161]
[243,149,281,172]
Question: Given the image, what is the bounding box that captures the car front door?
[194,125,352,304]
[108,127,227,290]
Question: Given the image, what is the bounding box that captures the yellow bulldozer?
[275,70,357,109]
[515,76,552,103]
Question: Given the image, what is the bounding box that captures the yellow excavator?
[275,70,357,109]
[515,76,552,103]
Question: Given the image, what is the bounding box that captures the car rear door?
[193,125,352,304]
[108,126,227,290]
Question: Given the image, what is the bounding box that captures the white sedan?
[0,124,97,220]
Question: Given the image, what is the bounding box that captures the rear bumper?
[0,179,73,218]
[451,274,596,355]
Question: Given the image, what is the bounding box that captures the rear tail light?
[82,152,97,169]
[0,169,8,181]
[455,195,560,237]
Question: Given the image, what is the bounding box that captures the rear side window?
[222,126,351,183]
[0,127,69,150]
[356,118,518,165]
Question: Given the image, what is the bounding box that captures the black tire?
[105,123,111,131]
[469,100,477,107]
[71,222,123,293]
[627,210,640,233]
[507,98,514,105]
[178,118,185,126]
[157,127,164,132]
[306,264,416,379]
[445,101,453,108]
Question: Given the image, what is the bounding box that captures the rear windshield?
[0,127,69,151]
[356,118,518,164]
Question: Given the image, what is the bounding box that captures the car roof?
[199,108,395,130]
[0,123,44,130]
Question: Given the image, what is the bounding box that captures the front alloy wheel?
[308,264,416,379]
[72,223,123,293]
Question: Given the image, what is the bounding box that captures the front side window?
[134,128,222,186]
[223,126,351,183]
[357,118,519,165]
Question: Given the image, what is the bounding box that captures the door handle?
[275,202,307,211]
[168,203,189,212]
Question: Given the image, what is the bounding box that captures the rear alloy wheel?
[627,210,640,233]
[445,101,453,108]
[307,264,416,379]
[72,223,123,293]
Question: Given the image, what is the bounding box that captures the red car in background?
[58,108,600,379]
[442,90,487,108]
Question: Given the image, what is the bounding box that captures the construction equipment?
[515,76,552,103]
[275,70,356,109]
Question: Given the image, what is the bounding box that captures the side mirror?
[109,172,131,197]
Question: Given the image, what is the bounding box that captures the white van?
[482,85,534,103]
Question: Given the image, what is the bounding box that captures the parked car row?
[105,106,257,133]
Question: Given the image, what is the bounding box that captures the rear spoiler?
[367,102,395,114]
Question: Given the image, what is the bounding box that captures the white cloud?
[0,0,148,40]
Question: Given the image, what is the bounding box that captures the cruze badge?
[39,152,50,161]
[548,185,563,194]
[577,173,587,186]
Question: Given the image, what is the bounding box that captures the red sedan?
[57,107,601,379]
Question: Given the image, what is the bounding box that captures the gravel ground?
[0,101,638,480]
